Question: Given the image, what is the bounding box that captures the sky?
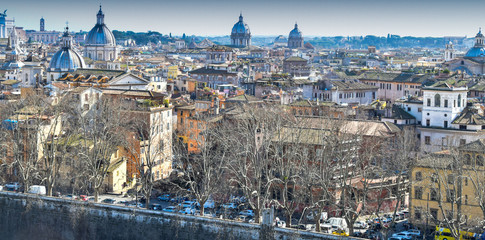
[3,0,485,37]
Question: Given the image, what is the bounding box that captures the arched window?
[477,155,484,167]
[458,94,462,107]
[434,94,441,107]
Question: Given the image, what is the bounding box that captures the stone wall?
[0,192,359,240]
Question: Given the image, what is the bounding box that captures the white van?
[28,185,46,195]
[321,217,348,233]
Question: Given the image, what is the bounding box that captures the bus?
[435,226,481,240]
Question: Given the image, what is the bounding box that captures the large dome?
[85,6,116,46]
[289,24,302,38]
[231,14,250,35]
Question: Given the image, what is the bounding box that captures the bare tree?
[224,104,289,223]
[75,97,126,202]
[38,94,79,196]
[0,94,50,193]
[173,113,227,216]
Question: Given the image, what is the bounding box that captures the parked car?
[179,201,196,209]
[102,198,116,204]
[332,230,349,236]
[78,195,88,201]
[150,203,162,210]
[353,221,368,229]
[5,182,21,191]
[179,208,195,215]
[406,229,421,237]
[162,206,177,212]
[65,194,78,200]
[158,194,170,201]
[274,220,286,228]
[238,210,254,217]
[292,224,306,230]
[222,202,238,209]
[392,232,413,240]
[28,185,46,195]
[196,199,215,209]
[0,186,3,191]
[237,215,251,222]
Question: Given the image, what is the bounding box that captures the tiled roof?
[332,80,378,90]
[452,107,485,125]
[387,105,415,120]
[226,94,261,102]
[284,56,307,62]
[189,68,237,76]
[358,71,428,84]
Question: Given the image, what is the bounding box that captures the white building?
[303,79,378,106]
[396,83,485,153]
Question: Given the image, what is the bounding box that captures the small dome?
[231,14,250,35]
[85,6,116,46]
[274,35,287,43]
[49,49,85,71]
[49,28,85,72]
[289,24,302,38]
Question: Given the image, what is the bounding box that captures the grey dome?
[231,14,250,35]
[289,24,302,38]
[86,25,115,46]
[85,6,116,46]
[49,49,85,71]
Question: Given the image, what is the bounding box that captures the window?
[458,94,462,107]
[444,99,448,108]
[407,107,411,111]
[414,187,423,199]
[446,190,455,202]
[460,139,466,146]
[430,208,438,220]
[426,119,430,127]
[447,174,454,185]
[435,94,441,107]
[465,177,468,186]
[477,155,484,166]
[418,108,422,112]
[430,188,438,201]
[427,99,431,107]
[414,207,422,220]
[415,172,422,181]
[459,125,466,130]
[431,173,438,183]
[465,195,468,205]
[444,121,448,128]
[465,154,472,165]
[425,136,431,145]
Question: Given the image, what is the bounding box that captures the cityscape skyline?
[4,0,485,37]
